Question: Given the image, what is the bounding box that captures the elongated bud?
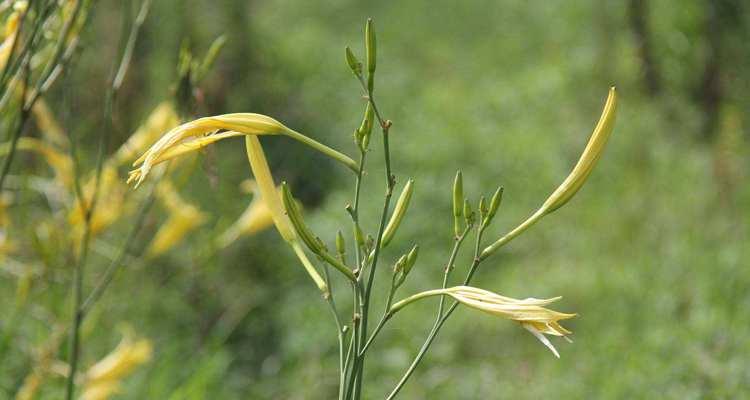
[404,245,419,275]
[365,18,376,74]
[463,199,474,227]
[452,171,463,237]
[480,88,618,261]
[281,182,323,254]
[540,87,618,214]
[483,186,504,227]
[356,103,374,151]
[393,254,408,275]
[345,46,362,77]
[381,179,414,247]
[478,196,487,222]
[393,245,419,288]
[336,230,346,257]
[354,224,365,247]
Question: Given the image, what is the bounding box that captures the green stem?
[356,97,394,400]
[283,127,359,173]
[480,209,544,260]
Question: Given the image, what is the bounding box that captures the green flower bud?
[345,46,362,77]
[393,245,419,288]
[365,18,376,74]
[452,171,463,237]
[479,195,488,222]
[404,245,419,275]
[463,199,475,227]
[393,254,408,275]
[281,182,322,255]
[483,186,504,228]
[336,230,346,262]
[354,224,365,247]
[356,103,374,151]
[381,179,414,247]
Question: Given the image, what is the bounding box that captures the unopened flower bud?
[345,46,362,77]
[452,171,463,237]
[336,230,346,258]
[483,186,504,228]
[381,179,414,247]
[365,18,376,74]
[282,182,323,255]
[463,199,474,227]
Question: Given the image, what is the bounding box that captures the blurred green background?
[2,0,750,398]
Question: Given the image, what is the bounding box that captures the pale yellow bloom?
[113,101,180,166]
[391,286,575,357]
[127,112,358,293]
[146,180,207,257]
[127,113,357,187]
[216,181,275,248]
[540,87,618,213]
[481,87,618,259]
[81,330,152,400]
[244,136,329,291]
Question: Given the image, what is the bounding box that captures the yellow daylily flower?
[127,112,357,187]
[81,329,152,400]
[244,136,330,291]
[146,180,207,257]
[216,181,275,248]
[390,285,575,357]
[127,112,360,293]
[481,87,618,260]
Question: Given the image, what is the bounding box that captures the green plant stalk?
[0,60,31,192]
[321,264,346,400]
[359,224,471,358]
[79,187,156,315]
[480,209,544,260]
[65,2,148,397]
[343,149,366,400]
[354,80,394,400]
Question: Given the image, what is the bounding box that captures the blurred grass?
[2,0,749,399]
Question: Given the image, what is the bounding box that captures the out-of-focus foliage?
[1,0,748,399]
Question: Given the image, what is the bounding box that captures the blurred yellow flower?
[81,329,152,400]
[69,165,126,238]
[391,285,575,357]
[216,180,275,248]
[146,180,207,257]
[113,101,180,166]
[1,137,74,188]
[0,3,23,71]
[32,100,69,149]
